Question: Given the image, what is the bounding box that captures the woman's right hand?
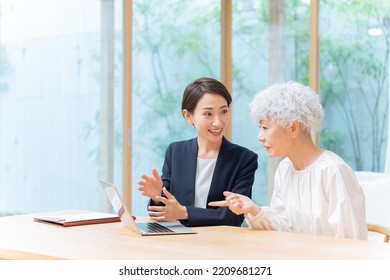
[137,168,163,204]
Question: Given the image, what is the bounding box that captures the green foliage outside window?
[319,0,389,171]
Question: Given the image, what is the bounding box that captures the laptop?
[98,179,197,236]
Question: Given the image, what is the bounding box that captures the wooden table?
[0,210,389,260]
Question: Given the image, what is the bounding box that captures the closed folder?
[33,212,122,227]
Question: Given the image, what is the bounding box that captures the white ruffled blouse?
[245,150,368,240]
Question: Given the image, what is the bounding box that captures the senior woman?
[209,81,367,240]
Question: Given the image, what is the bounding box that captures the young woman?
[137,77,258,227]
[209,81,368,239]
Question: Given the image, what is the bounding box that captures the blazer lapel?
[182,138,198,206]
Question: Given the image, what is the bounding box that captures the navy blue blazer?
[156,137,258,227]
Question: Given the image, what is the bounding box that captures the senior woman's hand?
[208,191,261,216]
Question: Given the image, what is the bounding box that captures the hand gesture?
[137,168,163,204]
[147,188,188,221]
[208,191,261,216]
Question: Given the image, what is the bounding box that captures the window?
[319,0,390,172]
[131,0,221,215]
[1,0,389,217]
[0,0,123,215]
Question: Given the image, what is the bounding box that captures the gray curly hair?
[249,81,324,133]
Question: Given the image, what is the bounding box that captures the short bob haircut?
[181,77,232,116]
[249,81,324,133]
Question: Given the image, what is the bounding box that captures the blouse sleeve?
[245,166,293,232]
[326,164,368,240]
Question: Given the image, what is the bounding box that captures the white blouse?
[194,157,217,208]
[245,150,368,240]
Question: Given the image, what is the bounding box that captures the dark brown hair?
[181,77,232,116]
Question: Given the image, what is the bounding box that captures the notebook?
[33,212,120,227]
[98,179,197,236]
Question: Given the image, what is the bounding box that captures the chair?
[355,171,390,242]
[367,223,390,243]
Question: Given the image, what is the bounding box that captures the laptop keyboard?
[137,222,174,233]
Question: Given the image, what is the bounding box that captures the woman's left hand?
[147,188,188,221]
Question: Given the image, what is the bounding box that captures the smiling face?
[257,117,293,157]
[183,93,230,144]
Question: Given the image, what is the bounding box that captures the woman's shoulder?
[278,150,352,172]
[317,150,348,166]
[165,138,198,155]
[315,151,363,195]
[314,150,355,175]
[168,138,196,147]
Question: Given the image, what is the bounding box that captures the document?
[33,212,121,227]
